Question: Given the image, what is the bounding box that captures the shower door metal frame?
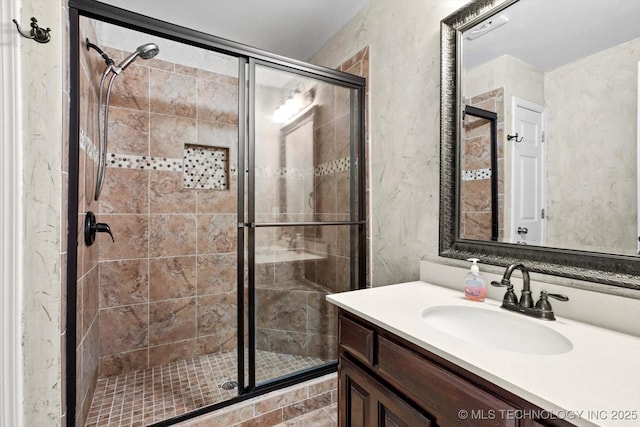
[463,105,499,241]
[242,57,367,394]
[67,2,366,426]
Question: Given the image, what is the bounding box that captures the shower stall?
[68,2,365,426]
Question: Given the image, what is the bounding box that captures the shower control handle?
[96,223,114,241]
[84,211,114,246]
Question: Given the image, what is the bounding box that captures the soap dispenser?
[464,258,486,302]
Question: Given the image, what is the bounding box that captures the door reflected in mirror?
[460,0,640,256]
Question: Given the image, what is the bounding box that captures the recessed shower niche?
[69,4,366,426]
[183,144,230,190]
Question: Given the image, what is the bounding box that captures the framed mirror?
[440,0,640,290]
[279,105,316,217]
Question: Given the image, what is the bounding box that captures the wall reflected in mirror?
[460,0,640,256]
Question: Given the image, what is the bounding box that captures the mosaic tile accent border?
[183,145,229,190]
[108,153,184,171]
[315,157,350,176]
[105,152,238,175]
[462,168,492,181]
[255,157,352,179]
[91,143,347,180]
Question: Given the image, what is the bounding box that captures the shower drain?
[220,380,238,390]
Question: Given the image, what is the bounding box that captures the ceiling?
[464,0,640,72]
[97,0,371,61]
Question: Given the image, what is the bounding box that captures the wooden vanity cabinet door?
[340,356,431,427]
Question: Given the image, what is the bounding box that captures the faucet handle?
[490,279,518,305]
[535,291,569,311]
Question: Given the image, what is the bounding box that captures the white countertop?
[327,281,640,427]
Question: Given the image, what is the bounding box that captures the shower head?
[116,43,160,72]
[136,43,160,60]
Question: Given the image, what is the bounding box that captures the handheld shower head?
[116,43,160,72]
[136,43,160,60]
[93,41,160,200]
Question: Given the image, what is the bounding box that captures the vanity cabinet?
[338,310,575,427]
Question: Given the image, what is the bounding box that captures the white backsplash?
[420,259,640,338]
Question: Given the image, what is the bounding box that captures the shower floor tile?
[85,350,328,427]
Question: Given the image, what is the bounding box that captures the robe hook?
[507,133,523,143]
[12,17,51,44]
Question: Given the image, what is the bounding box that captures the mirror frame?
[439,0,640,291]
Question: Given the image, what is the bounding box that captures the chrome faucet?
[491,264,568,321]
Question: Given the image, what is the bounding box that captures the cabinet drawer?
[377,335,518,427]
[339,315,375,366]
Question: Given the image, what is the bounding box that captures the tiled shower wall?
[304,51,365,291]
[460,88,504,240]
[94,45,239,377]
[306,47,369,292]
[76,18,102,426]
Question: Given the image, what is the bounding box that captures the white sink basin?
[421,305,573,355]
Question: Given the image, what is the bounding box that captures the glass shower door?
[246,60,365,386]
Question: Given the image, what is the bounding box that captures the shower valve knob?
[84,211,114,246]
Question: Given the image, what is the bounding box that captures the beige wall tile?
[150,171,197,213]
[196,293,237,337]
[197,253,237,295]
[99,348,148,377]
[99,259,149,308]
[281,391,333,421]
[109,63,149,111]
[150,113,196,158]
[149,69,197,117]
[98,214,149,260]
[197,79,239,124]
[107,107,150,156]
[149,339,197,366]
[99,167,149,214]
[267,290,307,333]
[196,213,236,254]
[148,298,196,346]
[149,256,197,301]
[99,304,149,355]
[149,214,197,257]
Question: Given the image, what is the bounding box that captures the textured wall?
[466,40,640,253]
[545,38,640,254]
[15,0,66,425]
[311,0,470,286]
